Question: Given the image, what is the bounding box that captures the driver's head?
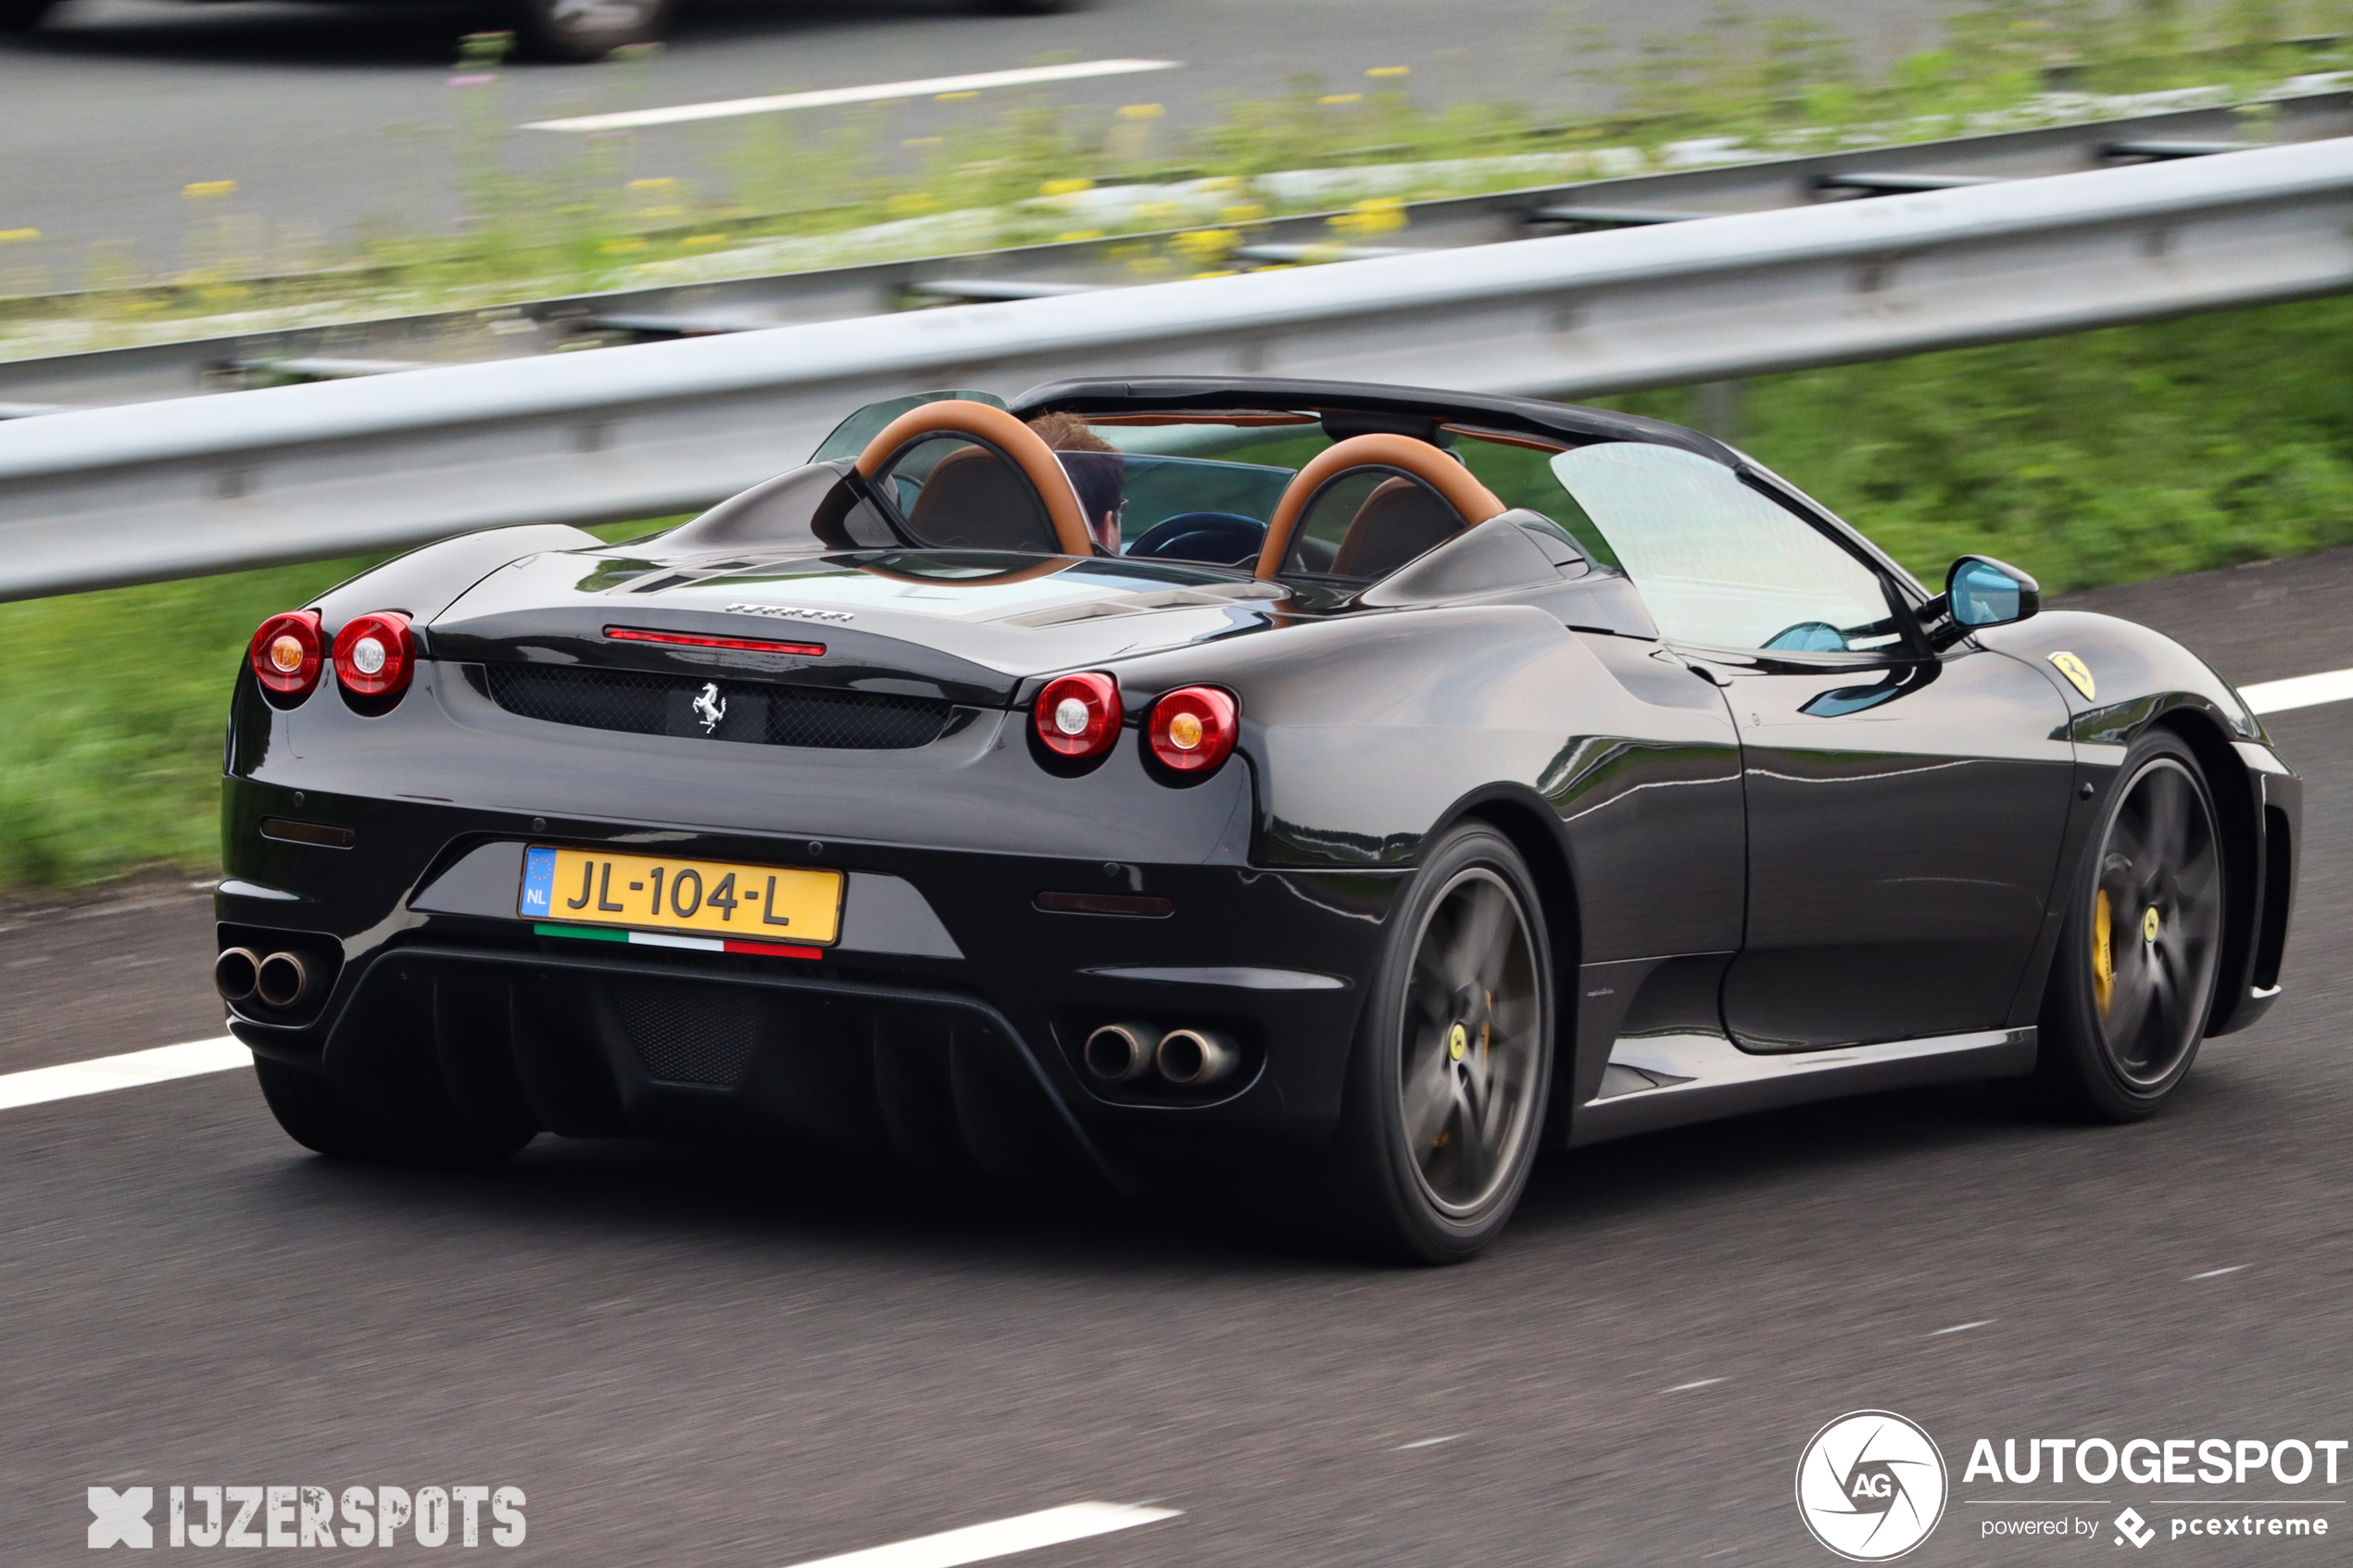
[1028,413,1126,554]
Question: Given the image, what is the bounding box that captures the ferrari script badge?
[692,682,726,734]
[2048,651,2096,700]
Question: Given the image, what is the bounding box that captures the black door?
[1550,441,2074,1051]
[1698,645,2073,1047]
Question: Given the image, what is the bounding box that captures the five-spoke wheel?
[2028,730,2224,1120]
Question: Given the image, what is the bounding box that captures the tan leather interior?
[1253,433,1506,581]
[1330,477,1466,578]
[855,401,1097,557]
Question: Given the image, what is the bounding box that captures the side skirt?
[1567,1025,2037,1148]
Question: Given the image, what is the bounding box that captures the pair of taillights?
[1035,672,1238,777]
[248,609,414,704]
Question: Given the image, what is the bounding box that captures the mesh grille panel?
[611,981,762,1086]
[484,663,950,750]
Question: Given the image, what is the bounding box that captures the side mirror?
[1940,555,2040,635]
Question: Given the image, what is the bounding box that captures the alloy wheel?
[2090,756,2222,1089]
[1396,867,1544,1217]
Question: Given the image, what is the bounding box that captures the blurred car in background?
[0,0,1086,62]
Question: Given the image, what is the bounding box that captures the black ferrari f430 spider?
[216,378,2299,1261]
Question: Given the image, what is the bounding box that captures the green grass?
[3,297,2348,893]
[0,557,373,890]
[8,2,2353,351]
[1596,294,2353,593]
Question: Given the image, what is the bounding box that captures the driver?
[1028,413,1126,555]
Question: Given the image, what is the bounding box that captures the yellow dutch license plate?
[519,846,843,946]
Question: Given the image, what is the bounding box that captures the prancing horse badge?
[2048,651,2095,700]
[692,682,726,733]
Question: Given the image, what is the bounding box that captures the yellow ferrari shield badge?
[2049,651,2096,700]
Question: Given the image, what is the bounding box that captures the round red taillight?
[333,611,415,699]
[1147,686,1239,774]
[1033,671,1121,759]
[247,611,324,698]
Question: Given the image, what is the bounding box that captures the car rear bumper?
[218,775,1403,1177]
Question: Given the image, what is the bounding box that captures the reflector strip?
[534,922,821,960]
[604,625,824,657]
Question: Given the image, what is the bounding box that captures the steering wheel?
[852,400,1096,558]
[1254,433,1505,580]
[1125,511,1269,567]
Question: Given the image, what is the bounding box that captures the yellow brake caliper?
[2093,889,2114,1015]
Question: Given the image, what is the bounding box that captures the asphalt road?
[3,0,1976,280]
[2,547,2350,1564]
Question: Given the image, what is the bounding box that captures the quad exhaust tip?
[1083,1022,1158,1083]
[217,947,311,1010]
[1154,1027,1239,1087]
[212,947,260,1004]
[254,951,310,1010]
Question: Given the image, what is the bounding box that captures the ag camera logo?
[1796,1411,1949,1561]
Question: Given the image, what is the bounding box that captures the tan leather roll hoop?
[1254,433,1505,581]
[854,400,1097,558]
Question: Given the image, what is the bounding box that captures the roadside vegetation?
[7,1,2353,352]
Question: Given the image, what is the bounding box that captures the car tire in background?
[0,0,57,31]
[507,0,675,62]
[988,0,1088,12]
[254,1058,536,1167]
[2020,729,2225,1122]
[1327,822,1554,1263]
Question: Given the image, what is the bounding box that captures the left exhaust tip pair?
[215,947,309,1010]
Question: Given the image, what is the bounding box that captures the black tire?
[2023,730,2226,1122]
[988,0,1084,13]
[254,1058,535,1167]
[508,0,673,63]
[0,0,57,32]
[1329,822,1554,1263]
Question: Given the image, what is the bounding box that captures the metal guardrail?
[8,90,2350,416]
[3,136,2353,601]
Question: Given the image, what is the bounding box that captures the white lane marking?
[2241,667,2353,714]
[1663,1378,1725,1393]
[2189,1264,2248,1279]
[780,1503,1178,1568]
[1929,1320,1994,1336]
[1394,1434,1465,1449]
[528,60,1184,132]
[0,1036,248,1112]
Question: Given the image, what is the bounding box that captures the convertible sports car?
[215,377,2300,1261]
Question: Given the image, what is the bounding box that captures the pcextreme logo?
[1795,1411,1950,1562]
